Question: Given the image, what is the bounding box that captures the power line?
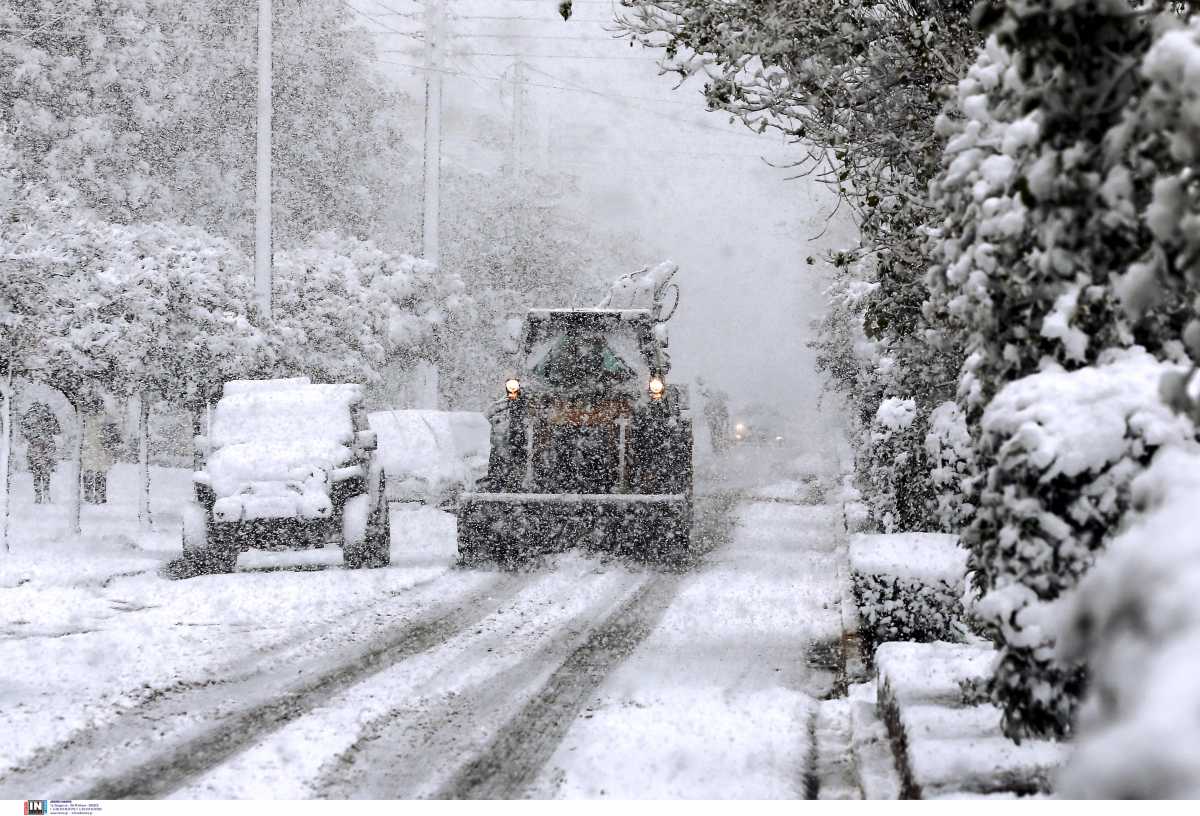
[368,56,779,144]
[378,47,658,61]
[358,0,421,19]
[338,0,425,40]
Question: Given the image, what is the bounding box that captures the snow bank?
[850,534,969,651]
[1057,446,1200,798]
[368,410,489,502]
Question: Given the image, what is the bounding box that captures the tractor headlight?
[505,378,521,399]
[648,376,666,400]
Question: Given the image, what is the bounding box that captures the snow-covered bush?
[924,401,975,532]
[968,349,1195,739]
[849,533,968,656]
[1057,446,1200,798]
[862,397,935,533]
[921,0,1200,740]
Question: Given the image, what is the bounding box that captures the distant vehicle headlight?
[734,422,748,434]
[648,376,666,400]
[505,378,521,399]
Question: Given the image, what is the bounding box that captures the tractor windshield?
[533,333,637,392]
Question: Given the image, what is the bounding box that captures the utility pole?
[422,0,443,266]
[510,57,526,177]
[255,0,272,319]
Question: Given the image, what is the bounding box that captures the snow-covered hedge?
[861,396,937,533]
[923,401,975,533]
[1057,446,1200,798]
[849,533,969,655]
[967,349,1195,739]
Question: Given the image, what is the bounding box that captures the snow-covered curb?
[873,642,1069,798]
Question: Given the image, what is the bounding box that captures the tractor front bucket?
[455,492,691,566]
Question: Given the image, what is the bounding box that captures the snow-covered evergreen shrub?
[862,396,935,532]
[1058,446,1200,798]
[850,533,968,656]
[923,1,1200,740]
[969,349,1195,739]
[924,401,975,532]
[926,5,1177,418]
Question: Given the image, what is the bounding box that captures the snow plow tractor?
[456,262,694,565]
[181,378,389,575]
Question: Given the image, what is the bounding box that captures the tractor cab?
[457,263,694,565]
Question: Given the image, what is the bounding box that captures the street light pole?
[255,0,273,319]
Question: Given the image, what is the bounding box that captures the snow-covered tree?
[0,1,413,243]
[271,233,469,390]
[616,2,981,529]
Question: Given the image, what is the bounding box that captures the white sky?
[353,0,854,413]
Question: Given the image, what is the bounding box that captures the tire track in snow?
[0,563,462,785]
[435,572,684,799]
[79,574,528,800]
[0,572,524,800]
[434,494,738,800]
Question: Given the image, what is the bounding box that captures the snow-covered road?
[0,447,849,799]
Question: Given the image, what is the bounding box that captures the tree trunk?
[70,402,83,535]
[138,393,152,530]
[191,403,204,471]
[0,366,13,553]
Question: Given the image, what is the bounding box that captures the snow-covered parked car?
[367,409,490,505]
[182,377,389,574]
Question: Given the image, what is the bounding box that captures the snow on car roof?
[206,381,365,497]
[222,377,313,396]
[211,381,363,450]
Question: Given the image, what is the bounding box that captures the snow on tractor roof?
[525,308,653,322]
[599,261,679,311]
[205,379,364,498]
[522,309,654,355]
